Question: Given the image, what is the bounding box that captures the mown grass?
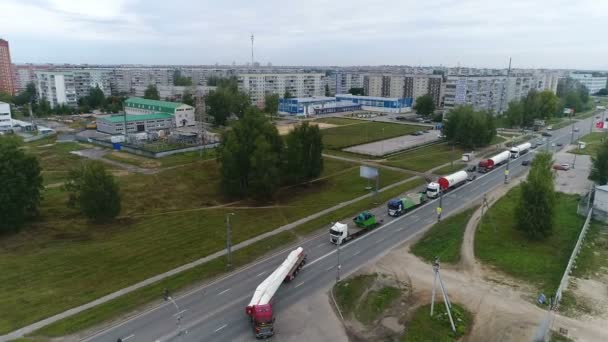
[32,231,297,337]
[569,132,606,156]
[432,162,467,175]
[402,303,472,342]
[0,157,412,334]
[475,186,585,294]
[23,140,90,171]
[314,117,363,126]
[355,286,401,325]
[382,144,466,172]
[411,207,478,264]
[322,121,420,149]
[334,274,377,316]
[571,221,608,278]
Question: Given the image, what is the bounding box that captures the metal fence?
[533,207,593,341]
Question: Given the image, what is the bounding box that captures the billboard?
[360,166,379,179]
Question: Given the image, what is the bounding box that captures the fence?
[533,207,593,341]
[76,136,218,158]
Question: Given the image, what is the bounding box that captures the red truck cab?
[246,304,275,338]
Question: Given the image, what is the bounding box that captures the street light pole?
[226,213,235,269]
[163,289,185,340]
[437,188,443,222]
[336,239,341,283]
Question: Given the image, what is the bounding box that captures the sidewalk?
[0,174,420,341]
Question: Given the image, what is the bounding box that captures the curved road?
[84,117,593,342]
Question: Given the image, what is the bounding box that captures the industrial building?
[124,97,195,127]
[96,113,174,135]
[237,73,325,106]
[278,97,361,115]
[570,73,608,95]
[0,101,12,132]
[335,94,413,113]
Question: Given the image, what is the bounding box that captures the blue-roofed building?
[279,96,361,116]
[335,94,413,113]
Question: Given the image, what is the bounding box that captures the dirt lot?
[276,121,338,135]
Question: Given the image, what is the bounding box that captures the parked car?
[556,142,563,147]
[423,119,433,123]
[410,131,423,136]
[547,125,553,130]
[553,163,570,171]
[422,130,430,133]
[395,116,406,121]
[522,160,531,166]
[541,132,552,137]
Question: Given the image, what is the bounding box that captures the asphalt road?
[84,117,592,342]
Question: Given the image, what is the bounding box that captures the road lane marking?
[352,251,361,256]
[325,265,334,271]
[396,227,404,232]
[217,288,230,296]
[314,243,325,249]
[295,281,305,288]
[214,324,228,333]
[256,271,267,277]
[375,238,385,243]
[121,334,134,341]
[173,309,187,317]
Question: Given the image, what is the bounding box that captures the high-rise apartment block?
[35,69,112,108]
[0,39,15,95]
[237,73,325,106]
[363,74,445,107]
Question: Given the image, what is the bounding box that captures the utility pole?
[505,145,511,184]
[336,237,341,283]
[195,90,207,158]
[226,213,235,268]
[430,257,456,332]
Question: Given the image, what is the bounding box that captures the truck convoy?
[478,151,510,173]
[509,142,532,158]
[245,247,307,339]
[329,211,383,245]
[387,192,427,217]
[426,170,468,199]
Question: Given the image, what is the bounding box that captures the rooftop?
[124,97,188,110]
[336,94,407,101]
[99,113,174,123]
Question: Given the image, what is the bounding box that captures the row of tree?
[443,105,497,148]
[0,137,121,234]
[217,108,323,199]
[503,89,561,128]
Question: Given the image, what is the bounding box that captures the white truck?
[509,142,532,158]
[426,170,468,199]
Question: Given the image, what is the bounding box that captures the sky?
[1,0,607,70]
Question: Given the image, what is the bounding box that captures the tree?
[0,92,12,103]
[264,93,280,121]
[443,106,496,148]
[596,88,608,96]
[64,161,121,222]
[181,90,195,106]
[86,86,106,109]
[516,152,556,239]
[283,122,324,184]
[348,87,364,96]
[217,108,283,198]
[144,85,160,100]
[283,90,294,99]
[589,139,608,185]
[414,94,436,116]
[324,84,331,97]
[173,70,193,86]
[504,100,524,127]
[13,82,37,106]
[0,136,43,233]
[206,81,252,126]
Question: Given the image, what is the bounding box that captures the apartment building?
[35,71,78,108]
[110,67,175,94]
[0,39,15,95]
[237,73,325,106]
[570,73,608,94]
[334,72,365,94]
[13,64,47,92]
[0,101,12,132]
[364,74,445,107]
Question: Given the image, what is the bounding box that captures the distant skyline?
[1,0,607,70]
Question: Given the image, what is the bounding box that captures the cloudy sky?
[1,0,607,69]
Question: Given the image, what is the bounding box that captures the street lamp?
[226,213,235,269]
[163,289,185,339]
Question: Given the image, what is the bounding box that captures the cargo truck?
[245,247,307,339]
[387,192,427,217]
[509,142,531,158]
[426,170,468,199]
[478,150,510,173]
[329,211,383,245]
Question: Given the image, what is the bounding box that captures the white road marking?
[214,324,228,333]
[173,309,187,317]
[396,227,404,232]
[325,265,334,271]
[217,288,230,296]
[305,249,335,267]
[352,251,361,256]
[121,334,134,341]
[256,271,267,277]
[375,238,385,243]
[295,281,305,288]
[314,243,325,249]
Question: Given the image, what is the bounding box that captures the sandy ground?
[344,132,440,156]
[276,122,337,135]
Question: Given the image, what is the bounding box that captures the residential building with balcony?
[237,73,325,106]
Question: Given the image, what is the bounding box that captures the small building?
[0,101,12,132]
[279,96,361,116]
[97,113,174,135]
[335,94,413,113]
[124,97,195,127]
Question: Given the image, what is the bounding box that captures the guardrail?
[533,207,593,341]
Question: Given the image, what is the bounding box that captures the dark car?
[466,165,477,172]
[410,131,424,136]
[556,142,563,147]
[467,173,477,181]
[541,132,552,137]
[422,130,430,133]
[522,160,531,166]
[395,116,406,121]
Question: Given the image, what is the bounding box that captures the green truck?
[387,192,427,217]
[329,211,383,245]
[353,211,381,229]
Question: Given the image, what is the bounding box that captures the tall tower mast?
[251,34,255,66]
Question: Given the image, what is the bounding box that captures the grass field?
[382,144,465,172]
[432,162,467,175]
[0,151,413,334]
[355,286,401,325]
[570,221,608,278]
[401,303,472,342]
[411,207,478,264]
[569,132,605,156]
[475,186,585,294]
[314,117,363,126]
[334,274,377,317]
[322,121,420,150]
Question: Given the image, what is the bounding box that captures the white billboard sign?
[360,166,379,179]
